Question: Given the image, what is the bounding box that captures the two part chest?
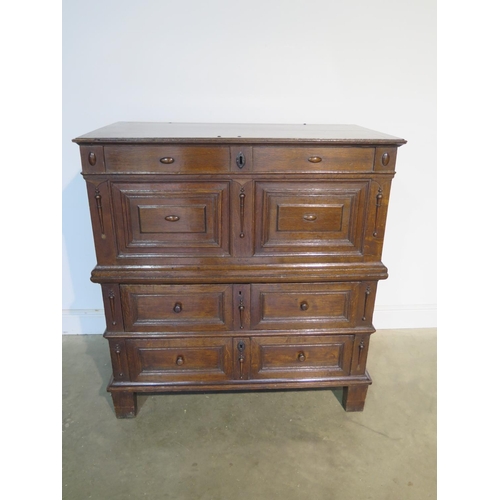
[75,123,404,417]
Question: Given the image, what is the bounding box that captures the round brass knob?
[176,355,184,366]
[298,352,306,362]
[300,301,309,311]
[160,157,174,164]
[173,302,182,313]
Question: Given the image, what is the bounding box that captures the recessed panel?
[255,181,368,256]
[250,335,354,380]
[111,181,229,257]
[121,284,233,332]
[126,337,233,383]
[250,282,360,330]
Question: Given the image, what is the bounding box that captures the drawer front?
[250,335,353,379]
[105,145,230,173]
[126,338,233,382]
[121,284,233,332]
[254,181,369,256]
[253,146,374,172]
[250,283,360,330]
[111,181,230,257]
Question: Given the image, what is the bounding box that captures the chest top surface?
[73,122,406,145]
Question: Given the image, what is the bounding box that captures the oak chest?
[74,122,406,418]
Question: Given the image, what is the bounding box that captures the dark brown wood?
[342,384,369,412]
[101,284,124,331]
[253,146,374,172]
[75,122,405,417]
[253,180,369,257]
[250,282,362,330]
[110,180,230,258]
[250,335,354,380]
[105,145,230,173]
[120,284,233,332]
[374,147,398,172]
[110,391,137,418]
[126,337,233,383]
[79,145,105,173]
[73,122,406,146]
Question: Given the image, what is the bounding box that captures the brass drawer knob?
[308,156,322,163]
[160,157,175,164]
[303,214,317,221]
[176,355,184,366]
[173,302,182,313]
[165,215,180,222]
[300,301,309,311]
[298,352,306,362]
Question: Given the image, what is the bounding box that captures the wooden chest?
[74,122,406,418]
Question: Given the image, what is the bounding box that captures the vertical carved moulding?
[239,188,246,238]
[357,340,365,369]
[238,292,245,329]
[362,285,371,321]
[350,335,370,376]
[108,291,117,325]
[233,284,250,332]
[111,341,126,380]
[237,340,246,379]
[373,187,383,237]
[233,333,250,381]
[102,284,123,331]
[94,187,105,238]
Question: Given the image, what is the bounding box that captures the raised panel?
[126,337,233,382]
[111,181,230,257]
[121,284,233,332]
[250,283,360,330]
[250,335,354,379]
[254,181,369,257]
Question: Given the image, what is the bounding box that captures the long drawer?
[105,145,230,173]
[253,146,374,172]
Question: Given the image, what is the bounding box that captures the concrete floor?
[62,329,436,500]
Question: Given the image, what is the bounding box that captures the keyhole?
[237,152,245,169]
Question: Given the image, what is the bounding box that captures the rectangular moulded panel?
[105,145,230,173]
[111,181,230,258]
[254,181,369,257]
[121,284,233,332]
[250,335,354,380]
[126,337,233,383]
[250,282,361,330]
[253,146,374,172]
